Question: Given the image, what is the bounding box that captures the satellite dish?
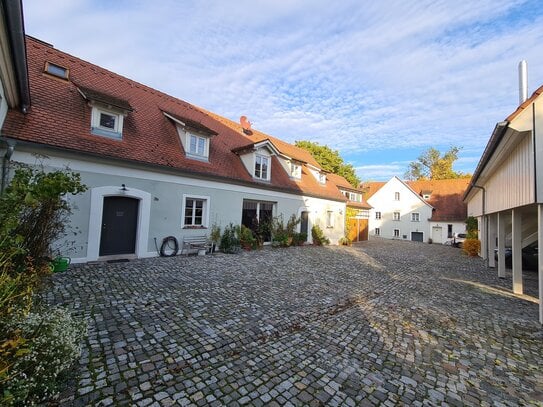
[240,116,252,134]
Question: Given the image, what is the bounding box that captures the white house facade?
[1,36,349,263]
[366,177,434,242]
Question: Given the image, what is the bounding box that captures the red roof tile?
[3,37,345,202]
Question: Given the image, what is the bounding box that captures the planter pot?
[52,257,71,273]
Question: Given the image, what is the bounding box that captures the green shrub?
[0,165,87,266]
[311,225,330,246]
[291,232,307,246]
[1,307,86,405]
[239,225,257,250]
[0,165,87,405]
[220,223,241,254]
[338,236,352,246]
[270,214,300,247]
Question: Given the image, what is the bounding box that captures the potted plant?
[210,224,221,253]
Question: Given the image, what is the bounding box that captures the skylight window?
[45,62,69,79]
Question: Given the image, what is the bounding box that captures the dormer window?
[163,111,217,161]
[91,106,124,139]
[255,154,270,180]
[291,163,302,179]
[188,133,207,157]
[318,173,326,184]
[78,86,132,140]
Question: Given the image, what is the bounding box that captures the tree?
[404,146,471,180]
[295,141,360,187]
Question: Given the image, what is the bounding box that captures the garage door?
[411,232,424,242]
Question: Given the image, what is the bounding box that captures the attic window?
[45,62,69,79]
[291,163,302,179]
[318,173,326,184]
[423,194,431,200]
[91,106,124,139]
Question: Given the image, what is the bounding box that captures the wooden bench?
[181,235,211,255]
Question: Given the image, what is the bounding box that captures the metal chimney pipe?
[518,60,528,104]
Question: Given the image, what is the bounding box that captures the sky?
[22,0,543,181]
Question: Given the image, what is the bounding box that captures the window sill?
[91,127,122,140]
[183,226,208,230]
[186,153,209,162]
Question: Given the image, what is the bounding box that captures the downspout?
[472,185,487,265]
[1,139,15,193]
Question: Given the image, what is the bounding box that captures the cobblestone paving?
[43,239,543,406]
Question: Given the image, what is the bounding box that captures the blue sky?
[23,0,543,180]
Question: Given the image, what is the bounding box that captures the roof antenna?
[518,60,528,104]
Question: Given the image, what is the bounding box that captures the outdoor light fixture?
[120,184,128,191]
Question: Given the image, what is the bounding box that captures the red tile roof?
[362,178,469,222]
[3,37,346,202]
[407,179,470,221]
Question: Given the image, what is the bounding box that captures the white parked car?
[453,233,467,248]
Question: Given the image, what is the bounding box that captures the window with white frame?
[393,229,400,238]
[182,195,209,227]
[318,173,326,184]
[188,133,206,157]
[326,210,334,228]
[291,163,302,179]
[394,192,400,201]
[375,211,381,220]
[411,212,420,222]
[91,106,124,139]
[255,154,270,180]
[393,211,400,221]
[375,227,380,236]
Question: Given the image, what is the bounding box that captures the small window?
[394,192,400,201]
[393,229,400,238]
[318,173,326,184]
[375,227,380,236]
[411,213,420,222]
[45,62,69,79]
[183,195,209,228]
[326,210,334,228]
[255,155,270,180]
[189,134,206,157]
[291,163,302,179]
[393,211,400,221]
[91,106,123,139]
[423,194,431,200]
[375,211,381,220]
[99,112,116,129]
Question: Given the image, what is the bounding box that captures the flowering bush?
[1,307,86,405]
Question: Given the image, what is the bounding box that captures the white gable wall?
[368,177,433,242]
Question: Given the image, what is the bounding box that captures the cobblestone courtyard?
[44,239,542,406]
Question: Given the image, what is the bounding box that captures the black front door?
[100,196,139,256]
[300,211,309,238]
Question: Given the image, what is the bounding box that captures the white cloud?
[22,0,543,174]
